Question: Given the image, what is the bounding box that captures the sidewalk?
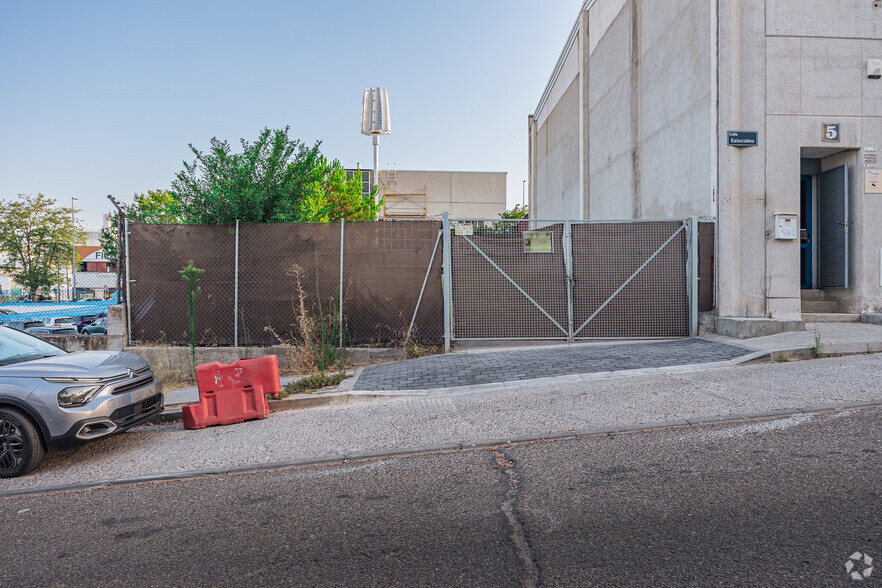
[1,347,880,495]
[159,322,882,409]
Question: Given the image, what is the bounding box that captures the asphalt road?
[1,407,879,586]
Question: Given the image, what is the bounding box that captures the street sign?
[727,131,758,147]
[822,123,841,142]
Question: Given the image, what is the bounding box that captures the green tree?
[171,126,322,224]
[297,157,383,222]
[99,189,184,264]
[500,204,529,219]
[0,194,82,296]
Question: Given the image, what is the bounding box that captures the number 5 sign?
[822,123,841,142]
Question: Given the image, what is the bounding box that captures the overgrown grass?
[265,263,347,376]
[280,372,349,398]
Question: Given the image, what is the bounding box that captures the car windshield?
[54,317,76,323]
[0,326,66,366]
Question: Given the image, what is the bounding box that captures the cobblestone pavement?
[353,338,752,391]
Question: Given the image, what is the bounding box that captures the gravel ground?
[0,353,880,493]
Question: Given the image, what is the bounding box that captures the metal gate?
[442,215,698,347]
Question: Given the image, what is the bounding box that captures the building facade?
[529,0,882,334]
[349,168,508,219]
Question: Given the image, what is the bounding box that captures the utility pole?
[107,195,124,304]
[71,197,78,302]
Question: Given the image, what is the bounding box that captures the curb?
[736,344,882,365]
[152,389,391,425]
[4,400,879,500]
[153,369,373,424]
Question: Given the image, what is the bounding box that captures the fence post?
[688,215,699,336]
[564,220,574,340]
[442,212,452,352]
[234,219,239,347]
[125,216,132,346]
[339,219,344,348]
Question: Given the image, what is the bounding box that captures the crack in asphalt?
[492,447,540,588]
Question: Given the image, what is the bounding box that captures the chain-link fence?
[126,220,444,347]
[123,217,714,348]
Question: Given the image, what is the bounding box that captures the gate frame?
[442,215,700,349]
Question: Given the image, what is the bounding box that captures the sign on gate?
[523,231,553,253]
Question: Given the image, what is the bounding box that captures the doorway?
[800,175,812,289]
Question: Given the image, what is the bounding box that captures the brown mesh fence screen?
[128,223,236,345]
[127,219,713,347]
[128,221,443,346]
[571,221,688,338]
[450,220,691,339]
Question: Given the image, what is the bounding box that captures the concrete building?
[349,168,507,219]
[529,0,882,335]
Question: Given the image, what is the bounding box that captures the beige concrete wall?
[531,0,882,320]
[529,13,584,221]
[534,78,582,219]
[587,0,713,220]
[531,0,713,221]
[586,3,634,219]
[378,170,507,220]
[720,0,882,318]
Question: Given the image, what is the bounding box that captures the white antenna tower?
[361,88,391,214]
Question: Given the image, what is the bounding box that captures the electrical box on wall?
[868,59,882,79]
[774,213,799,240]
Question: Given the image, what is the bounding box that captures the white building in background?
[529,0,882,337]
[348,168,508,219]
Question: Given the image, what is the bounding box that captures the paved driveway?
[352,338,752,391]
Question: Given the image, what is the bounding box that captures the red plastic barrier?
[182,355,281,430]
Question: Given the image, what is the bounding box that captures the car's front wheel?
[0,408,45,478]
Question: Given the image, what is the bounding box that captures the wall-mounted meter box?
[868,59,882,79]
[774,213,799,240]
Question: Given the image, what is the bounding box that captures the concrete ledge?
[125,345,405,383]
[715,317,805,339]
[862,312,882,326]
[36,334,125,352]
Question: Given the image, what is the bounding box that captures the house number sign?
[822,123,841,142]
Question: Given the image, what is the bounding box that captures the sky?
[0,0,584,229]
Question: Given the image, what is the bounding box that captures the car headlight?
[57,385,103,407]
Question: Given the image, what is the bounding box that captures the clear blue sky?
[0,0,583,228]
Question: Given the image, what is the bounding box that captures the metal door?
[818,164,849,289]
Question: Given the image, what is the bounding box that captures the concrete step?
[801,300,836,313]
[802,312,861,323]
[800,289,831,301]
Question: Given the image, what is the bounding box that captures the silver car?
[0,325,163,477]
